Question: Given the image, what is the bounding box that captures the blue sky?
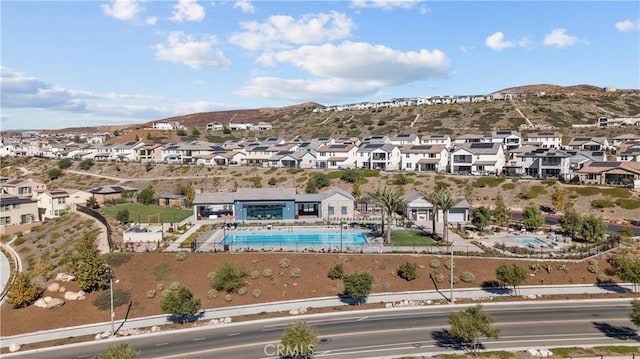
[1,1,639,130]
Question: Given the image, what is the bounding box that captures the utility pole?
[450,240,454,304]
[105,265,115,337]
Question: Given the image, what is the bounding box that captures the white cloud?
[543,28,578,48]
[145,16,158,25]
[154,31,230,69]
[458,45,474,53]
[351,0,425,10]
[101,0,143,21]
[234,0,255,14]
[170,0,205,22]
[615,19,640,32]
[229,11,354,51]
[485,32,514,50]
[237,42,450,102]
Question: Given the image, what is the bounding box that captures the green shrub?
[92,289,131,310]
[397,262,417,281]
[429,259,440,268]
[263,268,273,278]
[616,199,640,210]
[207,271,217,281]
[434,273,445,283]
[154,263,171,281]
[207,289,219,299]
[460,272,475,283]
[328,263,344,280]
[472,177,505,188]
[224,294,232,302]
[238,287,247,295]
[591,199,615,209]
[175,252,187,261]
[252,289,261,298]
[587,260,599,274]
[444,260,455,270]
[289,267,302,278]
[146,290,156,299]
[279,258,291,268]
[501,183,516,190]
[102,252,132,267]
[250,270,260,279]
[156,283,164,291]
[169,282,180,290]
[212,262,246,292]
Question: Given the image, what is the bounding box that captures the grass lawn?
[99,204,192,224]
[391,230,436,246]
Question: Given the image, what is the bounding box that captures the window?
[0,217,10,225]
[20,214,31,224]
[328,206,335,216]
[341,206,347,215]
[405,153,410,158]
[0,205,8,212]
[12,204,21,209]
[406,163,412,169]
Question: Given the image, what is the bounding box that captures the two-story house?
[357,143,401,171]
[420,134,452,149]
[490,130,522,151]
[567,137,610,151]
[389,134,420,146]
[37,190,70,220]
[316,144,358,169]
[525,131,562,149]
[1,178,47,198]
[400,144,449,172]
[450,142,505,175]
[0,193,39,227]
[112,141,144,162]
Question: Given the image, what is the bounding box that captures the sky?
[1,1,639,130]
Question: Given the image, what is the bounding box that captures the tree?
[351,182,362,209]
[495,263,527,295]
[610,256,640,292]
[57,158,73,169]
[492,194,510,227]
[310,173,330,189]
[341,169,363,183]
[369,186,405,245]
[581,215,606,250]
[304,178,317,194]
[397,262,417,281]
[631,299,640,327]
[6,272,43,308]
[448,304,500,355]
[176,182,195,206]
[47,168,63,180]
[342,271,373,305]
[559,206,582,240]
[79,159,94,170]
[521,203,544,230]
[94,343,139,359]
[138,185,155,205]
[550,185,566,213]
[471,206,491,231]
[85,196,99,209]
[429,188,462,244]
[211,262,246,293]
[191,127,200,137]
[116,209,130,224]
[160,286,202,324]
[74,234,110,292]
[279,321,318,358]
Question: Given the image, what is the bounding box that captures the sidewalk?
[1,283,635,348]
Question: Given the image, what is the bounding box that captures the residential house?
[1,178,47,198]
[403,190,469,224]
[453,134,485,145]
[37,190,70,220]
[0,194,39,227]
[161,143,182,164]
[357,143,402,171]
[389,133,420,146]
[251,122,273,131]
[490,130,522,151]
[450,142,505,175]
[112,141,144,162]
[316,143,358,169]
[420,134,452,149]
[206,122,224,131]
[506,148,571,180]
[400,144,449,172]
[152,122,180,130]
[93,143,119,162]
[577,161,640,189]
[567,137,610,151]
[616,142,640,162]
[525,132,562,149]
[137,143,164,163]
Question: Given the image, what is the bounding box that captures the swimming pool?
[514,236,547,245]
[220,231,368,249]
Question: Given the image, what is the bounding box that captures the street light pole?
[450,241,454,304]
[106,265,115,337]
[340,221,343,253]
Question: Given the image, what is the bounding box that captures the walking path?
[0,283,635,348]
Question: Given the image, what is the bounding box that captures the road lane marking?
[356,316,368,321]
[228,332,241,336]
[192,337,206,341]
[155,342,169,346]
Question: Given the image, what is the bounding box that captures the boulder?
[64,291,79,300]
[151,325,161,333]
[385,302,393,308]
[9,343,21,352]
[46,298,65,308]
[55,273,76,282]
[58,286,66,292]
[223,317,232,324]
[289,308,300,315]
[33,298,48,308]
[47,283,60,292]
[298,307,307,314]
[43,296,53,303]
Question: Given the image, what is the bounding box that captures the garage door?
[448,208,467,223]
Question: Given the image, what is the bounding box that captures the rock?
[55,273,76,282]
[47,283,60,292]
[58,286,65,292]
[385,302,393,308]
[223,317,232,324]
[151,325,161,332]
[8,343,21,352]
[64,291,79,300]
[99,331,111,339]
[33,298,48,308]
[95,334,102,340]
[289,309,300,315]
[298,307,307,314]
[46,298,65,308]
[426,300,433,305]
[43,296,53,303]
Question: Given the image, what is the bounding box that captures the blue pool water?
[514,236,547,245]
[221,231,368,248]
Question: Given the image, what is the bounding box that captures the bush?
[238,287,247,295]
[161,289,171,298]
[263,268,273,278]
[327,263,344,280]
[157,283,164,291]
[252,289,261,298]
[146,290,156,299]
[175,252,187,261]
[591,199,615,209]
[279,258,291,268]
[154,263,171,281]
[434,273,445,283]
[250,270,260,279]
[207,289,219,299]
[212,262,246,293]
[207,271,217,281]
[429,259,440,268]
[444,260,455,270]
[460,272,475,283]
[397,262,418,281]
[92,289,131,310]
[587,260,599,274]
[102,252,132,267]
[224,294,232,302]
[289,267,302,278]
[169,282,180,290]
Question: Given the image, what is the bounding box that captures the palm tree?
[425,192,440,238]
[369,186,405,246]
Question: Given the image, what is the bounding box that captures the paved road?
[4,300,638,359]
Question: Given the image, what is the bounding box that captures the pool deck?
[472,229,573,253]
